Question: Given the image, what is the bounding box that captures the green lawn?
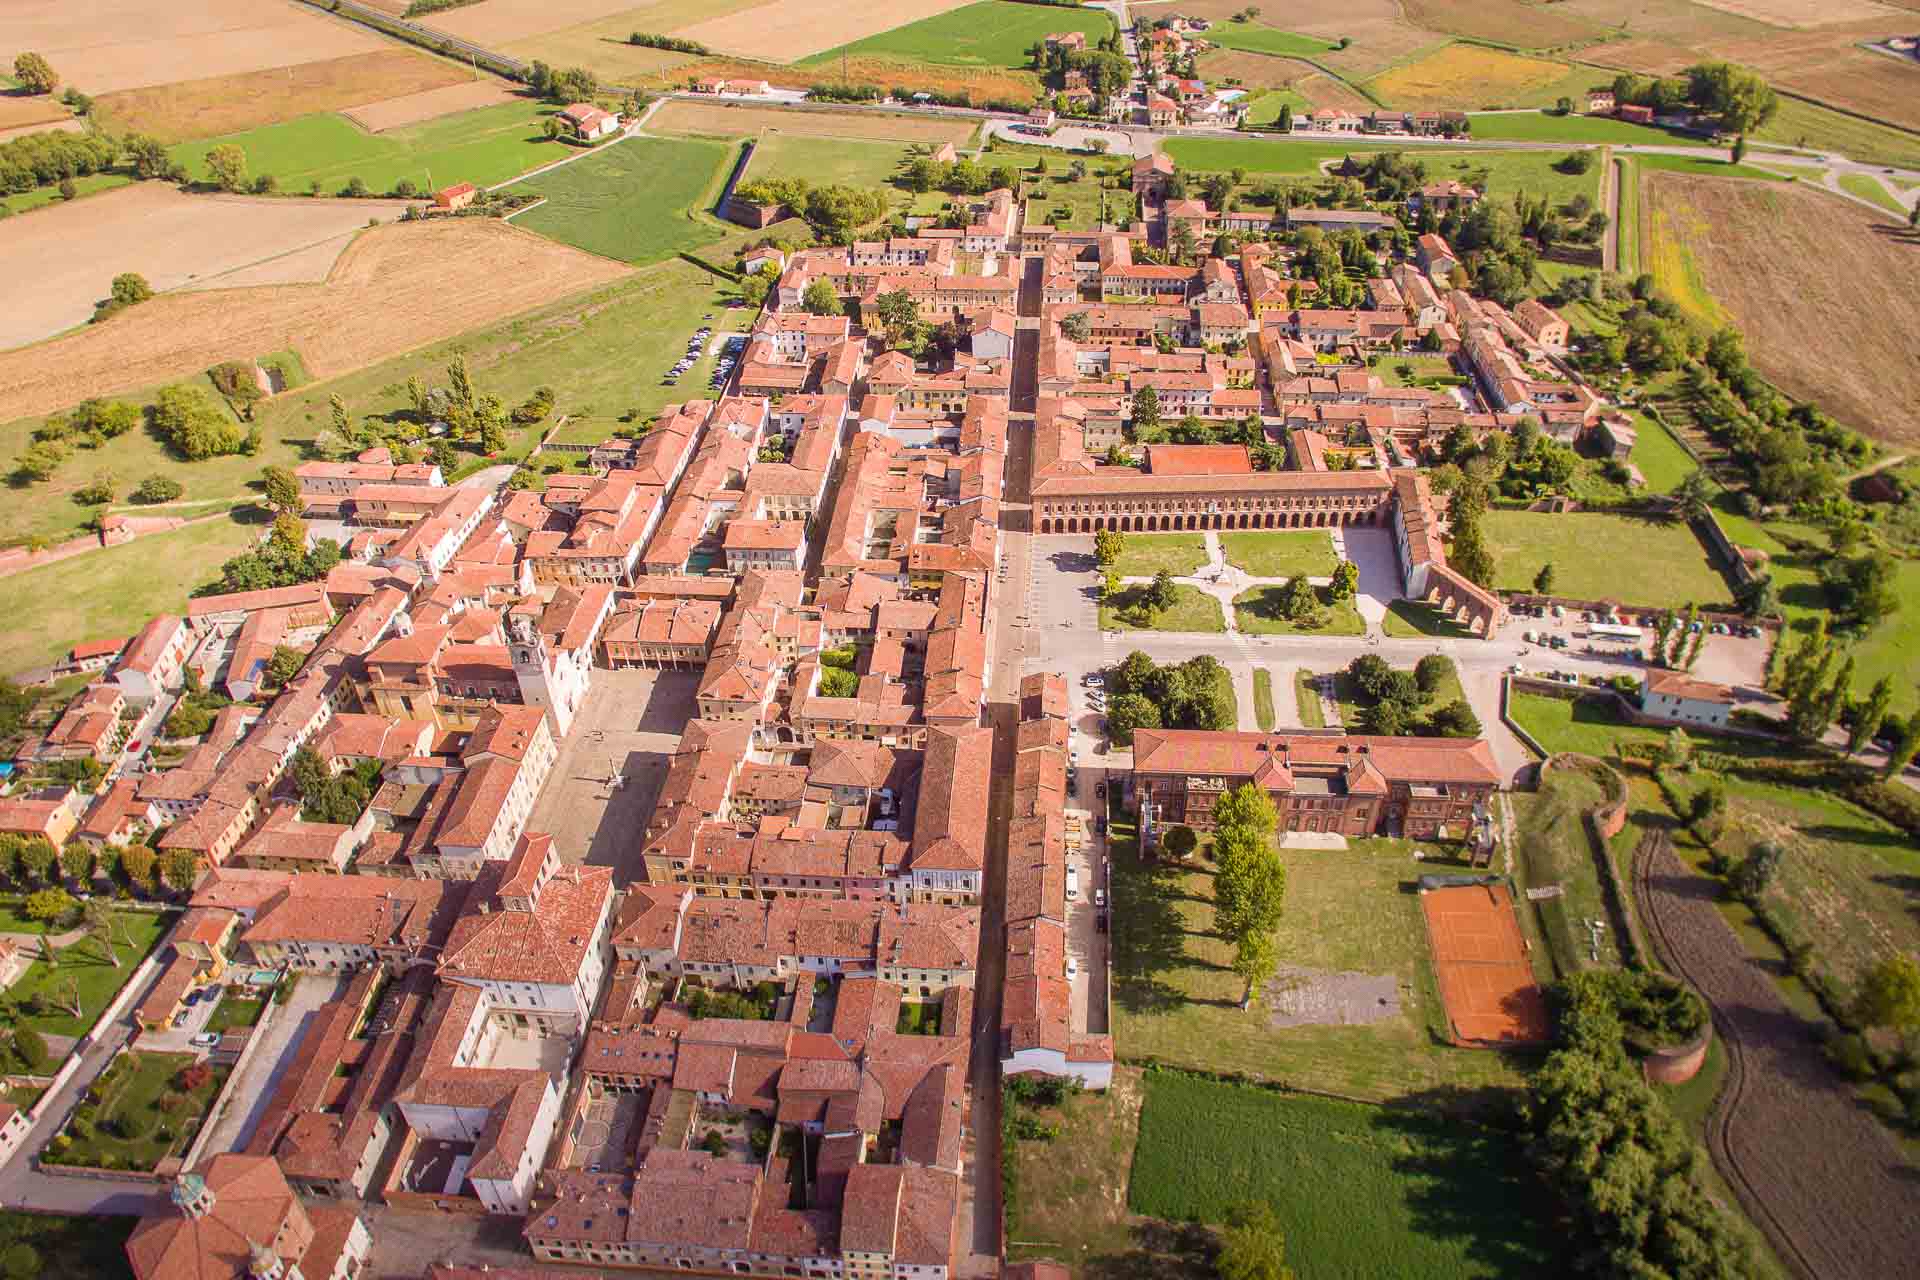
[1233,584,1365,636]
[1164,136,1393,176]
[49,1051,226,1171]
[1377,354,1458,388]
[1627,412,1698,494]
[203,994,265,1034]
[1111,813,1532,1101]
[1101,583,1225,633]
[745,132,907,188]
[1420,147,1604,211]
[1509,765,1623,974]
[1754,95,1920,171]
[0,1208,138,1279]
[0,516,263,679]
[1219,529,1337,578]
[1837,172,1905,217]
[1480,509,1731,608]
[1023,168,1130,231]
[1465,111,1676,145]
[1615,156,1642,276]
[1242,88,1310,127]
[1204,24,1337,58]
[1252,668,1276,731]
[511,135,735,263]
[1382,599,1482,639]
[1294,668,1326,728]
[1627,152,1788,183]
[8,911,172,1036]
[1129,1072,1555,1277]
[1108,532,1207,577]
[169,99,566,195]
[804,0,1114,68]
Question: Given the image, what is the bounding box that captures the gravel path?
[1633,832,1920,1280]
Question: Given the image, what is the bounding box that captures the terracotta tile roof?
[439,839,613,986]
[1131,730,1500,786]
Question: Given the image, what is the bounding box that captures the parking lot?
[1508,602,1771,691]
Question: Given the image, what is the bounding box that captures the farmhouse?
[559,103,619,140]
[1639,670,1734,730]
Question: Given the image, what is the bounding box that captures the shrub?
[1162,825,1198,859]
[1825,1031,1876,1081]
[132,474,183,503]
[174,1062,212,1092]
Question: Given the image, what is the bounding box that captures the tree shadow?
[1082,1219,1220,1280]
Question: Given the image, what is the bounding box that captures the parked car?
[172,1010,190,1028]
[1094,888,1106,908]
[1065,956,1079,980]
[189,1032,220,1049]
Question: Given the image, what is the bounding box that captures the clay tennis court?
[1421,883,1550,1046]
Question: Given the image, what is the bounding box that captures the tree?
[81,898,118,968]
[1106,691,1162,745]
[1162,825,1198,859]
[1533,562,1556,594]
[1328,559,1358,601]
[1279,575,1324,626]
[1217,1200,1295,1280]
[1849,676,1894,757]
[801,278,841,316]
[120,843,156,891]
[1231,931,1278,1010]
[73,473,115,505]
[1729,840,1783,901]
[1414,654,1453,693]
[1446,489,1495,589]
[109,273,153,309]
[12,53,58,94]
[161,849,200,893]
[1061,310,1091,342]
[1884,714,1920,782]
[59,841,94,884]
[1276,102,1293,134]
[1145,570,1178,614]
[1430,699,1482,738]
[205,144,247,193]
[1094,528,1124,566]
[260,465,301,512]
[264,645,305,687]
[8,1027,48,1075]
[1130,385,1161,437]
[15,840,53,886]
[23,888,75,924]
[1854,952,1920,1033]
[1731,134,1746,165]
[133,474,182,503]
[1671,469,1712,524]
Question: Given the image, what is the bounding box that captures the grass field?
[1024,165,1130,231]
[1253,668,1277,731]
[1129,1072,1555,1277]
[511,135,734,263]
[1465,110,1674,144]
[1383,600,1481,638]
[1219,529,1338,578]
[1101,584,1226,633]
[1205,24,1338,58]
[803,0,1114,70]
[1164,136,1393,175]
[1003,1068,1147,1266]
[1509,764,1623,974]
[202,993,265,1034]
[0,517,263,678]
[1110,807,1532,1101]
[169,100,565,195]
[1631,152,1790,183]
[1367,43,1575,111]
[1294,669,1326,727]
[1479,509,1731,607]
[1615,155,1642,276]
[1421,147,1605,209]
[1378,354,1458,387]
[1755,95,1920,172]
[50,1051,226,1171]
[1628,412,1699,493]
[0,171,136,218]
[745,132,909,188]
[1109,532,1208,577]
[9,912,173,1036]
[1838,173,1905,217]
[1233,585,1366,636]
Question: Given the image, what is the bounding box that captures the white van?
[1065,864,1080,900]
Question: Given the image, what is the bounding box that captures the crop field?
[1368,43,1582,110]
[1177,0,1441,80]
[501,28,694,85]
[0,218,630,418]
[511,135,733,263]
[1399,0,1601,47]
[1480,509,1731,606]
[169,99,566,196]
[802,1,1114,70]
[342,80,519,133]
[0,517,262,677]
[422,0,742,45]
[0,182,412,355]
[0,0,387,96]
[90,51,474,143]
[646,100,974,145]
[1130,1073,1554,1276]
[1109,809,1529,1100]
[0,92,70,132]
[1646,173,1920,445]
[1203,24,1338,58]
[1199,50,1375,114]
[684,0,983,64]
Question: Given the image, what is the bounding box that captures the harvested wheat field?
[1690,0,1904,25]
[0,93,70,132]
[677,0,978,63]
[344,79,519,132]
[647,100,975,144]
[1719,25,1920,133]
[502,25,697,85]
[662,54,1037,101]
[0,117,82,145]
[0,0,386,96]
[0,183,414,358]
[427,0,756,45]
[0,220,629,419]
[1401,0,1601,46]
[92,51,474,143]
[1647,173,1920,445]
[1370,43,1575,109]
